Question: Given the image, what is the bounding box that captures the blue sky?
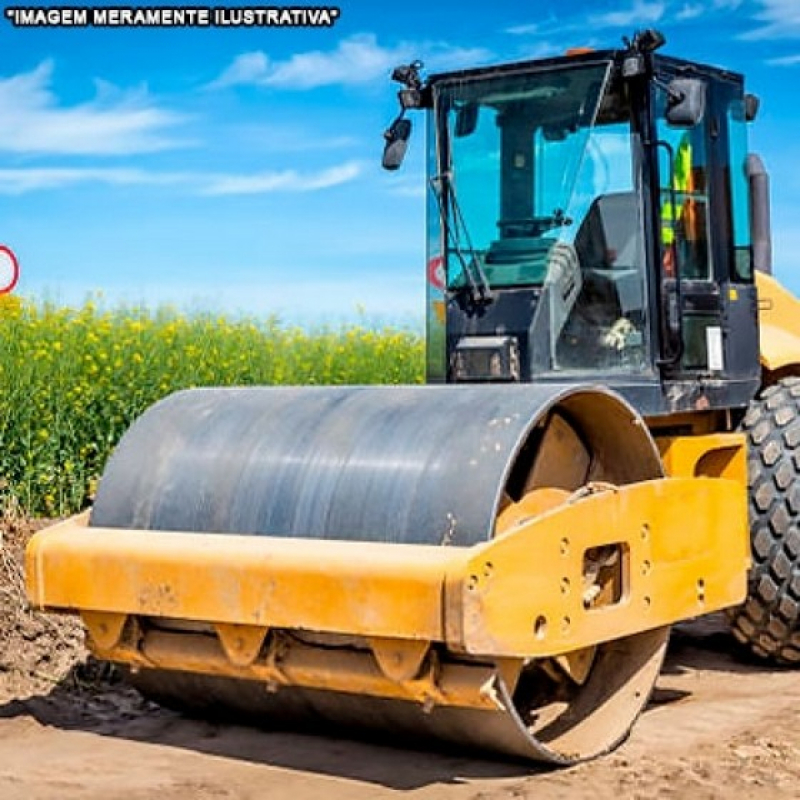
[2,0,800,325]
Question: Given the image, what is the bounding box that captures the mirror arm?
[652,74,684,106]
[383,108,407,140]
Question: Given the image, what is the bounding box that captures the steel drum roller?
[88,383,669,763]
[91,384,661,543]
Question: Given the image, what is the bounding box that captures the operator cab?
[383,30,764,416]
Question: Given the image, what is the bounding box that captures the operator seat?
[573,191,645,318]
[575,191,640,272]
[557,192,647,369]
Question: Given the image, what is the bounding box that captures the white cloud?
[0,61,186,155]
[0,167,185,193]
[505,23,541,36]
[502,1,663,43]
[0,162,363,195]
[517,41,569,60]
[209,35,401,89]
[260,35,403,89]
[588,1,665,29]
[431,45,497,70]
[208,52,269,89]
[507,0,740,41]
[209,34,493,91]
[743,0,800,40]
[767,53,800,65]
[676,3,704,21]
[228,122,358,153]
[201,161,363,195]
[673,0,742,23]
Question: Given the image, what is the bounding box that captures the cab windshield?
[431,62,618,289]
[429,59,651,375]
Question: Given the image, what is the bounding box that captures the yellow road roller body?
[26,385,751,763]
[24,31,800,763]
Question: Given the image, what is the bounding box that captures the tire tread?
[728,377,800,665]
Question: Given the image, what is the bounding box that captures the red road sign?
[0,246,19,294]
[427,255,445,291]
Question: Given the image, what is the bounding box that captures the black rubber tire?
[728,377,800,664]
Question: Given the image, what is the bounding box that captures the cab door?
[654,74,759,385]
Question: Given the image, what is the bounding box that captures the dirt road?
[2,521,799,799]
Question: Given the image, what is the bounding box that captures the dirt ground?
[2,517,799,800]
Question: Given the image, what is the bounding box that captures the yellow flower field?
[0,295,424,516]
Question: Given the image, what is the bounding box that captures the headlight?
[451,336,520,382]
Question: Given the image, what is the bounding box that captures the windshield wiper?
[430,172,493,307]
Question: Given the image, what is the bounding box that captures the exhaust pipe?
[747,153,772,275]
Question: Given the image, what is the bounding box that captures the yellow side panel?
[450,477,749,657]
[27,477,749,663]
[27,513,452,642]
[657,432,748,485]
[756,271,800,373]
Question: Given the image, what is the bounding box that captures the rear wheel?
[728,377,800,664]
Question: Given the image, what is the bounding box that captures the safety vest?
[661,136,693,248]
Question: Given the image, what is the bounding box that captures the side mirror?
[666,78,706,127]
[745,93,760,122]
[382,60,426,171]
[382,118,412,171]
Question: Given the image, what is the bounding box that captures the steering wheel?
[497,213,572,238]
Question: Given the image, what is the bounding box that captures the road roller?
[24,30,800,763]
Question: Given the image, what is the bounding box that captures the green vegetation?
[0,296,424,516]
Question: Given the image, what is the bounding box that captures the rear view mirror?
[455,103,478,137]
[745,93,760,122]
[382,118,412,171]
[666,78,706,127]
[542,125,569,141]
